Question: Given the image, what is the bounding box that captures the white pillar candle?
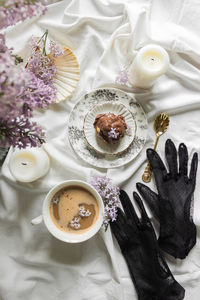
[9,147,50,183]
[128,44,169,89]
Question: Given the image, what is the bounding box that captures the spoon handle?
[153,135,160,151]
[142,135,160,183]
[142,162,152,183]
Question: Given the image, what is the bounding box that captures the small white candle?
[128,44,169,89]
[9,147,50,182]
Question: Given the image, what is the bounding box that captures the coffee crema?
[49,186,99,234]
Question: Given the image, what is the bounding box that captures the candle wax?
[9,147,50,182]
[142,51,163,72]
[12,153,37,175]
[128,44,169,89]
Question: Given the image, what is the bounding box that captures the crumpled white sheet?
[1,0,200,299]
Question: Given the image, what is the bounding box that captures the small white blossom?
[126,125,132,136]
[108,127,119,139]
[79,205,91,217]
[70,216,81,229]
[53,196,59,204]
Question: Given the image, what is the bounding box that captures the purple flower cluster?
[29,36,43,52]
[20,71,57,113]
[90,176,120,229]
[26,32,63,103]
[79,205,91,217]
[108,127,119,139]
[0,33,56,148]
[69,206,91,230]
[27,50,57,84]
[0,0,47,30]
[0,27,64,149]
[70,217,81,230]
[115,68,129,85]
[0,116,45,148]
[49,40,64,58]
[0,35,26,120]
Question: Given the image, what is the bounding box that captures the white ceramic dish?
[68,88,148,169]
[31,180,104,243]
[83,102,136,155]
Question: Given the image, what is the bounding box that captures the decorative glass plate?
[83,102,136,155]
[68,88,148,169]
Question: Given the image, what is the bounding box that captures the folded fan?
[53,47,80,103]
[137,139,198,259]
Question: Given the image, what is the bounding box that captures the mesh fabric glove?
[137,139,198,259]
[110,190,185,300]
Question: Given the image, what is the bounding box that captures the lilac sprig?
[26,31,63,103]
[0,34,47,148]
[0,116,45,149]
[21,71,57,114]
[49,40,64,58]
[70,217,81,230]
[70,206,91,230]
[0,0,47,30]
[27,32,57,84]
[90,176,120,229]
[108,127,119,139]
[115,68,129,85]
[27,51,57,84]
[0,29,63,149]
[29,36,43,52]
[0,34,28,120]
[79,205,91,217]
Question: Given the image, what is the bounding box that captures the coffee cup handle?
[31,215,43,225]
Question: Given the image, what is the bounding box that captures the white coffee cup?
[31,180,104,243]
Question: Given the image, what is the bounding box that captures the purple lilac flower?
[49,40,64,58]
[69,206,92,230]
[126,124,132,136]
[0,34,49,149]
[0,34,27,120]
[53,196,59,205]
[79,205,91,217]
[0,116,45,149]
[20,71,57,114]
[0,34,8,52]
[29,36,43,52]
[70,217,81,229]
[108,127,119,139]
[27,50,57,84]
[0,29,61,149]
[90,176,120,229]
[1,34,56,115]
[0,0,47,30]
[115,68,129,85]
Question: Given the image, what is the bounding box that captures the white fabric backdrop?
[1,0,200,299]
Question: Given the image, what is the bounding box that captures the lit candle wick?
[21,162,27,166]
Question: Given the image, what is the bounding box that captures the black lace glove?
[110,190,185,300]
[137,139,198,259]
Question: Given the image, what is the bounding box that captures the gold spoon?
[142,113,170,183]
